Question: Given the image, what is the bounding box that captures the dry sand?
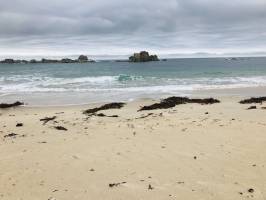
[0,97,266,200]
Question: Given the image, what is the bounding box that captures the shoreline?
[1,85,266,107]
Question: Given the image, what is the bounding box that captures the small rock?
[4,133,18,138]
[54,126,68,131]
[248,188,254,193]
[247,106,257,110]
[16,123,23,127]
[148,184,154,190]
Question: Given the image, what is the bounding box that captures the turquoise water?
[1,57,266,105]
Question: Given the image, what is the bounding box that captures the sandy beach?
[1,96,266,199]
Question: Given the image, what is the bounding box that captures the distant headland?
[0,51,163,64]
[0,55,95,64]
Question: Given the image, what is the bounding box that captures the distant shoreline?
[0,55,96,64]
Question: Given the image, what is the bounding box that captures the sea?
[1,57,266,106]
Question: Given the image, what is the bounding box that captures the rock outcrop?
[0,55,95,64]
[129,51,159,62]
[78,55,89,63]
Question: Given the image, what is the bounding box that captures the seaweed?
[139,97,220,111]
[83,102,125,115]
[0,101,23,108]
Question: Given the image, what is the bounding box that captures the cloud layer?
[0,0,266,57]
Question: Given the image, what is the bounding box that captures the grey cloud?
[0,0,266,56]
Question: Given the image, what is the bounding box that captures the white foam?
[2,75,266,94]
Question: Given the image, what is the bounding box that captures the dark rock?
[109,182,126,188]
[41,58,59,63]
[54,126,68,131]
[61,58,76,63]
[96,113,106,117]
[4,133,18,138]
[248,188,254,193]
[109,115,119,117]
[78,55,89,63]
[247,106,257,110]
[139,97,220,111]
[0,101,24,108]
[30,59,37,63]
[95,113,119,117]
[40,116,57,125]
[16,123,23,127]
[129,51,159,62]
[1,59,15,64]
[148,184,154,190]
[1,55,95,64]
[240,97,266,104]
[20,60,29,64]
[83,102,125,115]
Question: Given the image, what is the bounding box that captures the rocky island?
[0,55,95,64]
[129,51,159,62]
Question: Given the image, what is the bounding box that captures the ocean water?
[1,57,266,106]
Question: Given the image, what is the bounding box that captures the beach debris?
[136,113,154,119]
[240,97,266,104]
[40,116,56,125]
[108,182,127,188]
[148,184,154,190]
[0,101,24,109]
[83,102,125,115]
[16,123,23,127]
[247,106,257,110]
[95,113,105,117]
[138,97,220,111]
[4,133,18,138]
[54,126,68,131]
[95,113,119,117]
[55,112,64,114]
[248,188,254,193]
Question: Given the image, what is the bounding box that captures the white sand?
[0,97,266,200]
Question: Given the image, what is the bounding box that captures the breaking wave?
[1,74,266,93]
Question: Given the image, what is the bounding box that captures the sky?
[0,0,266,58]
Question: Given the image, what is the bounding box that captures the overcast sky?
[0,0,266,58]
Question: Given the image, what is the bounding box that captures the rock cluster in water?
[129,51,159,62]
[0,55,95,64]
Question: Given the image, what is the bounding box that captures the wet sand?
[0,97,266,200]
